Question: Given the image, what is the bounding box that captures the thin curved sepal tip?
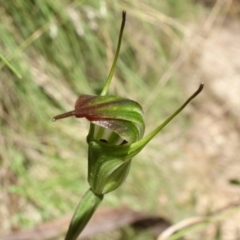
[52,110,76,122]
[122,11,126,21]
[194,82,204,97]
[100,11,127,96]
[121,11,126,33]
[186,82,204,105]
[129,82,205,154]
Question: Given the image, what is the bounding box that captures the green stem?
[65,188,104,240]
[100,11,126,96]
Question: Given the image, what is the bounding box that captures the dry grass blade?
[158,202,240,240]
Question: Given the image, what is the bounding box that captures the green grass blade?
[0,53,22,78]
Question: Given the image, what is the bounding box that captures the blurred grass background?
[1,0,240,239]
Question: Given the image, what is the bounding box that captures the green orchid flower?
[53,11,204,240]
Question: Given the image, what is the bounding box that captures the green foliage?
[0,0,215,239]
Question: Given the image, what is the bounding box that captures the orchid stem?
[65,188,103,240]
